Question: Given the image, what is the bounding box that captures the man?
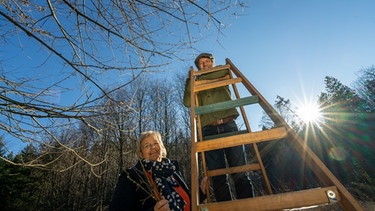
[183,53,254,202]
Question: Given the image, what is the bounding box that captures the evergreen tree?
[354,66,375,112]
[317,76,375,200]
[0,143,42,210]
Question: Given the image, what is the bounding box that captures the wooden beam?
[198,186,341,211]
[194,96,259,115]
[192,64,231,76]
[196,127,287,152]
[194,77,242,92]
[207,163,261,177]
[195,74,231,85]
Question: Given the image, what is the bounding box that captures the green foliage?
[314,75,375,200]
[354,66,375,112]
[0,144,42,211]
[318,76,361,113]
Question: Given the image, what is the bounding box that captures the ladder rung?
[203,130,248,140]
[195,127,287,152]
[197,186,340,211]
[194,96,259,115]
[195,74,230,85]
[192,64,231,76]
[207,163,261,177]
[194,77,242,92]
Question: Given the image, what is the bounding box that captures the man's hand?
[200,176,209,195]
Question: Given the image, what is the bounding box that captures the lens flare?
[328,146,347,161]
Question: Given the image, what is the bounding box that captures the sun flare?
[297,103,322,123]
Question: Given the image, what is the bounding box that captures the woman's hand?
[200,176,209,195]
[154,196,170,211]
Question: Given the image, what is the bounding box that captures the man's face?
[197,57,213,70]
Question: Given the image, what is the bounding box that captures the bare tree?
[0,1,247,167]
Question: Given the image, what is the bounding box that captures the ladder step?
[197,186,340,211]
[195,127,287,152]
[195,74,231,85]
[194,96,259,115]
[207,163,261,177]
[194,77,242,92]
[192,64,231,76]
[203,130,248,140]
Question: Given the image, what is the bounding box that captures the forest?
[1,1,374,210]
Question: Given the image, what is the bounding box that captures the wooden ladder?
[189,58,364,211]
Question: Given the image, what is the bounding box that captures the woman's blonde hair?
[136,131,167,159]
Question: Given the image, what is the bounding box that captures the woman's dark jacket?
[109,160,204,211]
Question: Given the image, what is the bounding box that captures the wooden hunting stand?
[188,58,363,211]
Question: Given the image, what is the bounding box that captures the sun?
[296,103,322,124]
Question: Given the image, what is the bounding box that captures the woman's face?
[140,136,163,162]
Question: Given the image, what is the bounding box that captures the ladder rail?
[252,143,273,194]
[227,68,252,132]
[226,59,285,126]
[189,67,200,209]
[286,127,364,211]
[190,67,213,203]
[228,68,273,194]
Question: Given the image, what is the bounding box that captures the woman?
[109,131,206,211]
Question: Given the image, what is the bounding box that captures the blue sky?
[175,0,375,129]
[2,0,375,151]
